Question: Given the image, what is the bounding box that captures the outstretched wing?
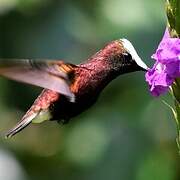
[0,59,75,102]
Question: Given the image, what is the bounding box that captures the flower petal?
[145,62,174,96]
[146,28,180,96]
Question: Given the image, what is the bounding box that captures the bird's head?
[104,39,148,75]
[120,38,148,70]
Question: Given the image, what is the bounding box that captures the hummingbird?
[0,39,148,138]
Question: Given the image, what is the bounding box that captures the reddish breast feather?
[32,89,60,112]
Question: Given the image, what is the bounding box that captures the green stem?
[166,0,180,152]
[166,0,180,37]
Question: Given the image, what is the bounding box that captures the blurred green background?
[0,0,179,180]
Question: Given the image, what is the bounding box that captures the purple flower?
[145,28,180,96]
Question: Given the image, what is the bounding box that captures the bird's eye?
[123,53,132,61]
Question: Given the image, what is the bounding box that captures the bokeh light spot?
[64,119,110,167]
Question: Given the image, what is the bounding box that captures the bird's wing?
[0,59,76,102]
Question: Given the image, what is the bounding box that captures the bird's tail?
[5,108,52,138]
[5,89,59,138]
[5,111,39,138]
